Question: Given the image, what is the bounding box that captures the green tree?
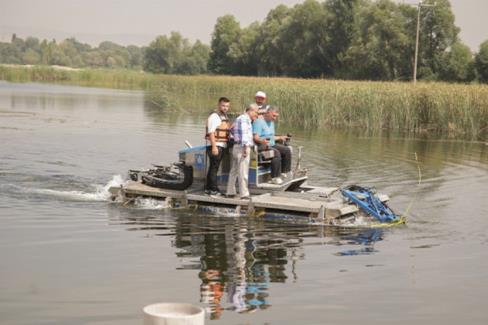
[475,40,488,83]
[4,34,26,63]
[144,35,173,73]
[127,45,144,69]
[98,41,130,68]
[0,42,21,64]
[439,42,474,82]
[166,32,192,74]
[11,35,25,52]
[323,0,359,75]
[187,40,210,74]
[144,32,208,74]
[50,46,71,66]
[416,0,459,80]
[144,32,185,73]
[254,4,292,76]
[25,37,41,53]
[22,48,41,64]
[277,0,330,77]
[228,22,261,75]
[37,39,70,66]
[343,0,412,80]
[83,51,105,67]
[208,15,241,74]
[59,39,81,66]
[39,40,51,64]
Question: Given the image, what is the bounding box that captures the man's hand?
[211,146,219,156]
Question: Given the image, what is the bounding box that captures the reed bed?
[1,65,487,139]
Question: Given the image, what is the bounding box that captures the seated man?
[252,106,291,185]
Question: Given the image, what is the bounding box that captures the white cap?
[255,91,266,98]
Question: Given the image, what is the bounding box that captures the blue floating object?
[340,185,398,223]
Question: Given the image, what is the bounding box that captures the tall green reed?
[1,65,487,139]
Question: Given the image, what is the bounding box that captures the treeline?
[1,0,488,83]
[0,34,145,69]
[207,0,488,82]
[0,32,210,75]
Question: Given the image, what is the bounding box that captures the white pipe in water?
[143,303,204,325]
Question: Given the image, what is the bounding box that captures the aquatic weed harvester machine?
[109,142,405,227]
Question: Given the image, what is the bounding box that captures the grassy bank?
[1,65,487,140]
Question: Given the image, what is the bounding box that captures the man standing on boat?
[205,97,231,196]
[255,91,270,117]
[226,103,258,199]
[253,107,291,185]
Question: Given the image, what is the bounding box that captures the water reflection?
[334,228,383,256]
[112,208,384,319]
[1,81,143,113]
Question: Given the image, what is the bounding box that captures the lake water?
[1,81,487,325]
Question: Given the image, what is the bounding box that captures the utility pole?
[413,1,434,84]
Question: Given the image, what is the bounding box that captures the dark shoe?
[225,194,236,198]
[240,196,250,200]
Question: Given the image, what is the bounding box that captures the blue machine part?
[340,185,398,223]
[194,153,205,171]
[179,145,207,154]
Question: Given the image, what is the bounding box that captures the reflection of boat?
[110,143,405,227]
[171,216,385,317]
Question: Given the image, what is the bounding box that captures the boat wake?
[131,197,170,210]
[2,173,174,210]
[4,175,126,202]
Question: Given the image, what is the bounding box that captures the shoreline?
[1,65,487,140]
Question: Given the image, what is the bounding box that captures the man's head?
[264,106,279,122]
[218,97,230,113]
[245,103,259,121]
[255,91,266,106]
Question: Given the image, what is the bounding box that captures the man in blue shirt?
[226,103,258,199]
[252,107,291,185]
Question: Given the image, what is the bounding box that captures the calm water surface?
[1,81,487,325]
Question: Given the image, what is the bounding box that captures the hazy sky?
[0,0,487,51]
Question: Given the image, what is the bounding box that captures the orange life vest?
[205,112,230,143]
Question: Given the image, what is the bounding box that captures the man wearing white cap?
[255,91,270,117]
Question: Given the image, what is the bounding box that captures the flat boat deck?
[110,181,361,221]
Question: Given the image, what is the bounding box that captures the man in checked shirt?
[226,103,259,199]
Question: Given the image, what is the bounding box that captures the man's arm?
[207,113,219,156]
[253,133,269,145]
[209,132,218,155]
[274,135,290,143]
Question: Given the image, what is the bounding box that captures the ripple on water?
[2,83,488,324]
